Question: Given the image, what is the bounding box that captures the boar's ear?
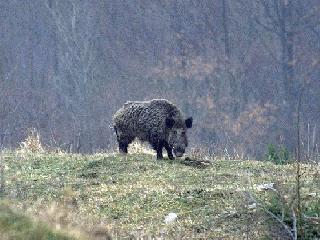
[185,117,193,128]
[165,118,175,129]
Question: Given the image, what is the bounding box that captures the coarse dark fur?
[113,99,193,159]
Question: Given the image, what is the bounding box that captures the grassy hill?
[0,149,319,239]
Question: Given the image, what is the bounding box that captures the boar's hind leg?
[119,142,128,154]
[114,126,134,154]
[118,136,134,154]
[164,142,174,160]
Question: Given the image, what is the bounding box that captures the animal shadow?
[165,157,211,169]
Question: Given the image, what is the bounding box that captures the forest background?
[0,0,319,159]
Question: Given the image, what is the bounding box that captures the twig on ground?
[246,191,294,240]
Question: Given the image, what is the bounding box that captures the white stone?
[165,212,178,224]
[256,183,275,191]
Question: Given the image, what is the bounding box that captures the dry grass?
[19,129,44,154]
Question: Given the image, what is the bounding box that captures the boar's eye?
[181,131,186,135]
[173,130,177,135]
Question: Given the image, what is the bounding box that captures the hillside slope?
[1,151,319,239]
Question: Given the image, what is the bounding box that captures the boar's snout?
[173,147,185,157]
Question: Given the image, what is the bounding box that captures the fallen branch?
[245,177,294,240]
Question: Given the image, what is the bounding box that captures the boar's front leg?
[152,141,164,160]
[164,142,174,160]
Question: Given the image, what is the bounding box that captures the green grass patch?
[0,151,319,239]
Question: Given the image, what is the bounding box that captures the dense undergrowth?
[0,149,319,239]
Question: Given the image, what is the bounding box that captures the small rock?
[308,192,317,197]
[247,202,257,209]
[256,183,275,191]
[165,212,178,224]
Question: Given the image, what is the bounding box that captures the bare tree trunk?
[222,0,230,59]
[174,1,189,115]
[280,0,295,104]
[0,153,5,198]
[295,84,304,239]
